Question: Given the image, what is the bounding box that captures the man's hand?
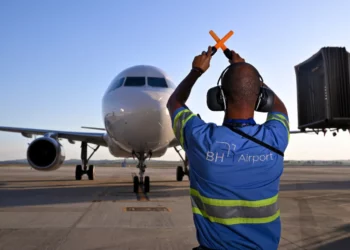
[229,50,245,64]
[192,46,213,73]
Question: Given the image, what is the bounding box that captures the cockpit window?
[124,77,145,86]
[106,77,125,93]
[147,77,168,88]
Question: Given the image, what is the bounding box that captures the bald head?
[221,63,261,108]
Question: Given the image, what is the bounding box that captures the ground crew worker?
[167,46,289,250]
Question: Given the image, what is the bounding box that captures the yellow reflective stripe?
[267,114,289,130]
[183,113,195,125]
[173,109,190,146]
[191,195,279,219]
[192,207,280,225]
[267,113,290,141]
[191,188,280,225]
[180,113,195,145]
[190,188,278,207]
[267,114,289,129]
[172,109,189,132]
[172,109,195,147]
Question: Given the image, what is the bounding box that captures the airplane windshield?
[148,77,168,88]
[106,77,125,93]
[124,77,145,87]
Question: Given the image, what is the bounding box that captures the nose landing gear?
[132,151,151,193]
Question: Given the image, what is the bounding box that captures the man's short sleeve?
[263,112,290,152]
[171,106,206,150]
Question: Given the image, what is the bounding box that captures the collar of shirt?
[223,118,256,127]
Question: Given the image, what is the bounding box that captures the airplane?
[0,65,188,193]
[0,64,331,193]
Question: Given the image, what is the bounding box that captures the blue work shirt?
[171,106,289,250]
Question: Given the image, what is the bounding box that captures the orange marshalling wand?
[209,30,234,59]
[210,30,234,50]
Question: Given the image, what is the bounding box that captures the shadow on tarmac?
[280,180,350,191]
[0,182,190,208]
[1,178,349,207]
[1,176,350,249]
[281,224,350,250]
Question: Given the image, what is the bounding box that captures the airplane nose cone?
[103,89,171,152]
[118,90,167,127]
[103,89,166,115]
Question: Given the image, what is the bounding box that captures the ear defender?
[254,86,275,112]
[206,63,275,113]
[207,64,231,111]
[207,85,226,111]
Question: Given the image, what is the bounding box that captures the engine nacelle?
[27,137,65,171]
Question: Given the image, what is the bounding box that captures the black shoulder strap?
[228,127,284,157]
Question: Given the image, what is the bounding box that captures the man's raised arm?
[166,46,213,149]
[261,83,290,149]
[262,82,288,118]
[167,46,213,117]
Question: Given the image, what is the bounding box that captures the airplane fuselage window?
[147,77,168,88]
[124,77,146,86]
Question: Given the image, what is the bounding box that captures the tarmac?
[0,165,350,250]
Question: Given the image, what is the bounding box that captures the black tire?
[87,165,95,180]
[133,176,139,193]
[144,176,150,193]
[75,165,83,180]
[177,166,184,181]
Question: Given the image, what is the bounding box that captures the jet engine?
[27,137,65,171]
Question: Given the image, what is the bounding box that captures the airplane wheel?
[87,165,95,180]
[133,176,139,193]
[177,166,184,181]
[144,176,150,193]
[75,165,83,180]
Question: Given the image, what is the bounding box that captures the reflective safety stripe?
[191,196,279,218]
[267,113,290,141]
[190,189,278,207]
[173,109,195,147]
[190,188,280,225]
[192,207,280,225]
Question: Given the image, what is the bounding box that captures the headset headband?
[207,61,274,113]
[218,62,264,88]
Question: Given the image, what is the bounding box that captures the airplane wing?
[81,126,106,131]
[0,126,107,146]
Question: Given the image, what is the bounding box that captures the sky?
[0,0,350,162]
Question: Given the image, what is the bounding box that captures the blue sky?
[0,0,350,161]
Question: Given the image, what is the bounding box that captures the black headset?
[206,62,275,113]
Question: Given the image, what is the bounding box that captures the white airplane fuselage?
[101,65,177,159]
[0,64,187,186]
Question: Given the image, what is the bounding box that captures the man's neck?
[224,107,254,122]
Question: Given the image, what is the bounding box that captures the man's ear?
[258,79,264,87]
